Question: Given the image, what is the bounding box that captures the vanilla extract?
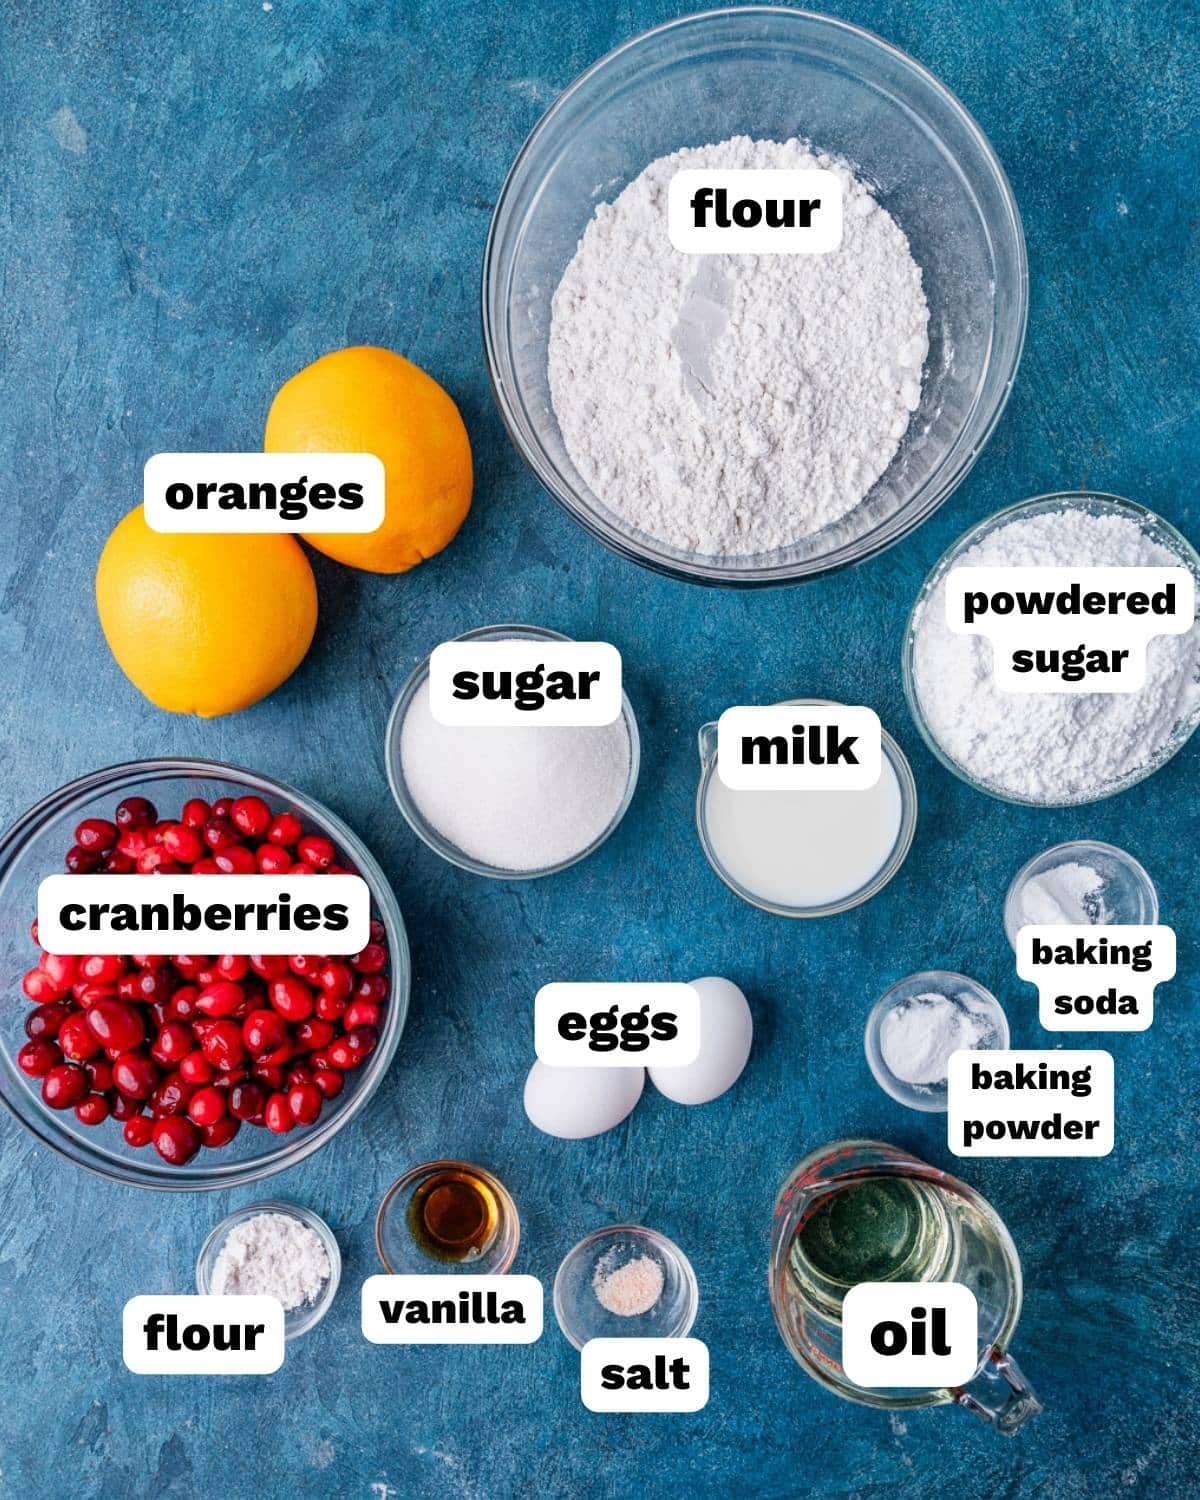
[407,1166,500,1263]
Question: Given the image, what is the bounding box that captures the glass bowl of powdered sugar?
[904,493,1200,806]
[483,8,1026,585]
[865,971,1010,1113]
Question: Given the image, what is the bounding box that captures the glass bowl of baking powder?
[483,7,1027,585]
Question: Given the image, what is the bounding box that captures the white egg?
[648,976,752,1105]
[523,1059,644,1139]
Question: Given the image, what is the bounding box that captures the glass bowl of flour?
[904,493,1200,805]
[483,8,1026,585]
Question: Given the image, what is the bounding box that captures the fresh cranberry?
[86,1058,114,1092]
[314,991,346,1022]
[25,1002,70,1041]
[186,1085,226,1127]
[151,1116,201,1165]
[123,1114,154,1147]
[111,1092,143,1121]
[267,812,303,846]
[178,1051,214,1085]
[65,845,103,873]
[252,1062,287,1090]
[75,983,117,1010]
[181,797,210,828]
[249,953,289,980]
[231,796,272,838]
[151,1072,195,1118]
[351,943,387,974]
[210,796,234,820]
[287,954,323,981]
[116,827,153,859]
[353,974,389,1006]
[242,1008,287,1055]
[131,953,167,969]
[196,981,244,1018]
[17,1040,61,1077]
[75,818,118,851]
[85,999,145,1052]
[201,1116,240,1148]
[115,796,157,830]
[343,1000,380,1031]
[215,954,249,982]
[102,851,137,873]
[213,845,256,874]
[119,968,172,1005]
[136,846,179,874]
[42,1064,87,1109]
[165,985,200,1022]
[40,953,78,989]
[199,1019,245,1071]
[296,834,336,870]
[202,816,239,851]
[150,1021,194,1067]
[293,1018,334,1053]
[264,1092,294,1133]
[75,1094,110,1126]
[287,1081,322,1126]
[255,842,291,873]
[112,1051,160,1099]
[160,823,204,863]
[192,857,222,873]
[317,961,354,1001]
[22,966,66,1002]
[58,1012,103,1061]
[312,1068,344,1100]
[79,954,125,985]
[327,1027,378,1070]
[269,976,312,1023]
[229,1081,266,1121]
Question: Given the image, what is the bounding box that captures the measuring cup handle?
[954,1349,1042,1435]
[697,721,718,768]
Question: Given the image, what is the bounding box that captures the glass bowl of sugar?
[553,1225,698,1350]
[864,971,1009,1113]
[385,624,640,880]
[483,8,1026,585]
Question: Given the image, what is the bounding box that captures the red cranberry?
[102,851,137,873]
[264,1092,294,1133]
[199,1019,245,1071]
[22,966,66,1003]
[267,812,303,846]
[119,968,172,1004]
[317,961,354,1001]
[312,1068,344,1100]
[293,1018,334,1053]
[215,954,249,982]
[287,1081,322,1126]
[75,817,118,851]
[213,845,256,874]
[123,1114,154,1147]
[231,796,272,837]
[75,1094,111,1126]
[255,842,291,873]
[186,1085,226,1127]
[353,973,389,1004]
[42,1064,87,1109]
[252,1062,287,1090]
[327,1027,378,1070]
[178,1051,214,1085]
[40,953,78,989]
[287,954,323,981]
[165,985,200,1022]
[85,999,145,1052]
[196,981,244,1018]
[151,1072,195,1118]
[25,1002,70,1041]
[151,1116,201,1165]
[296,834,335,869]
[181,797,210,828]
[86,1058,114,1092]
[351,943,387,974]
[136,846,179,874]
[343,1000,380,1031]
[201,1116,240,1148]
[249,953,289,980]
[160,823,204,863]
[210,796,234,819]
[229,1081,266,1121]
[269,976,312,1023]
[79,954,125,985]
[65,845,103,873]
[111,1092,143,1121]
[131,953,167,969]
[17,1040,61,1077]
[314,991,346,1022]
[242,1008,287,1055]
[112,1051,160,1099]
[116,827,153,859]
[202,817,239,851]
[58,1012,103,1061]
[116,796,157,830]
[150,1021,194,1067]
[75,983,117,1010]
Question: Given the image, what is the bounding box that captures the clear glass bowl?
[0,759,410,1190]
[1003,839,1159,948]
[483,7,1027,586]
[553,1224,698,1350]
[385,624,640,879]
[375,1159,520,1274]
[864,970,1009,1113]
[196,1199,341,1339]
[695,700,918,917]
[902,493,1200,806]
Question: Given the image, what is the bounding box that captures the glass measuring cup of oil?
[768,1140,1041,1434]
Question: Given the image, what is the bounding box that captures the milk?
[703,757,903,909]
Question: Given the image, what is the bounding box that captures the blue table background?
[1,1,1197,1496]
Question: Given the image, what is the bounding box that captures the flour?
[912,508,1200,801]
[548,136,929,557]
[211,1212,331,1311]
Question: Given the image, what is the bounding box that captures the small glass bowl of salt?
[553,1225,697,1350]
[1003,840,1159,949]
[865,971,1009,1113]
[196,1201,341,1339]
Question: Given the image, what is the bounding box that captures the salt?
[593,1252,664,1317]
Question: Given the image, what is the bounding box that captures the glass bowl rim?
[195,1198,342,1338]
[481,3,1029,587]
[553,1221,699,1350]
[695,698,918,917]
[0,756,410,1191]
[901,491,1200,807]
[385,623,641,880]
[374,1157,521,1274]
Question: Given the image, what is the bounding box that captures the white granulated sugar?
[913,508,1200,801]
[548,136,929,557]
[399,674,631,871]
[211,1212,331,1311]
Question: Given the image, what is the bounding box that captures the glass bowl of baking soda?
[865,971,1010,1113]
[483,8,1026,585]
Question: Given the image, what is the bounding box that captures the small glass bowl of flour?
[1003,840,1159,949]
[553,1225,697,1350]
[196,1201,340,1338]
[865,972,1009,1112]
[386,625,639,879]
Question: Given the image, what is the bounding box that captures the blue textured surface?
[1,2,1197,1497]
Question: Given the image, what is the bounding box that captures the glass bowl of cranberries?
[0,758,409,1189]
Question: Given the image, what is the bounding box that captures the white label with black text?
[1016,924,1174,1032]
[842,1282,978,1389]
[944,566,1194,692]
[580,1338,709,1412]
[535,983,700,1067]
[668,169,843,254]
[948,1048,1114,1157]
[429,640,622,727]
[361,1275,543,1344]
[37,874,371,955]
[144,452,385,533]
[716,705,881,790]
[123,1296,285,1375]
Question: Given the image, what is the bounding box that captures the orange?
[95,507,317,717]
[263,345,472,573]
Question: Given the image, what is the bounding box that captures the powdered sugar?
[548,135,929,557]
[211,1212,331,1311]
[912,507,1200,801]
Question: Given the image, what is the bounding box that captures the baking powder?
[548,136,929,557]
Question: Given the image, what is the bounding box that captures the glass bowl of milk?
[695,701,917,918]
